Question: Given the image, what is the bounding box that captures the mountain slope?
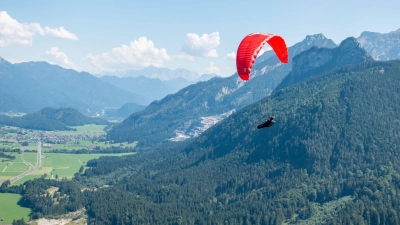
[275,37,374,91]
[77,60,400,224]
[357,28,400,60]
[0,59,147,113]
[107,34,337,146]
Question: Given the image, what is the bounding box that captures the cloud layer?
[86,37,171,70]
[225,52,236,61]
[0,11,78,47]
[206,61,220,75]
[182,32,220,58]
[44,47,76,69]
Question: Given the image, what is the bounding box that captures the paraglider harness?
[257,116,275,129]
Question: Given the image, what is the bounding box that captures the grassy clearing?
[1,153,28,174]
[22,152,37,166]
[0,193,31,224]
[9,153,134,185]
[4,162,28,172]
[45,124,107,136]
[43,153,133,179]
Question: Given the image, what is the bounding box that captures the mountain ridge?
[100,65,207,82]
[0,58,147,113]
[106,35,356,147]
[275,37,374,91]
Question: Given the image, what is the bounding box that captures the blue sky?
[1,0,399,77]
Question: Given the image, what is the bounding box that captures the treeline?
[0,151,16,160]
[0,148,21,153]
[0,114,74,131]
[46,146,136,154]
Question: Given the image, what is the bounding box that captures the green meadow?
[1,124,137,185]
[43,153,134,179]
[0,152,28,183]
[0,193,31,224]
[44,124,108,136]
[10,153,135,186]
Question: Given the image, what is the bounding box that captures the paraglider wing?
[236,33,288,81]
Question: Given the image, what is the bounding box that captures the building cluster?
[1,127,107,150]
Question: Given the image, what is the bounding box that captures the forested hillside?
[0,107,108,131]
[4,61,400,224]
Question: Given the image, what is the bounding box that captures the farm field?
[44,124,107,136]
[10,152,135,186]
[1,124,137,185]
[0,152,29,183]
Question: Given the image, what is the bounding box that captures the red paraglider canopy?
[236,33,288,81]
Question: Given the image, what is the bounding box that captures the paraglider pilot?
[257,117,275,129]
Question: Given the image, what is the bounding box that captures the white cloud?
[182,32,220,58]
[206,61,220,75]
[86,37,171,70]
[225,52,236,61]
[0,11,78,47]
[41,27,78,40]
[44,47,76,69]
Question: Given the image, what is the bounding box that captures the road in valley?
[10,141,42,184]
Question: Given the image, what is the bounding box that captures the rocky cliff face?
[276,37,374,91]
[357,28,400,61]
[256,33,337,64]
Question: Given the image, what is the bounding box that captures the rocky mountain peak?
[338,37,361,49]
[305,33,327,41]
[275,36,373,91]
[357,28,400,61]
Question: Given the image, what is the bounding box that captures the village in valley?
[0,124,135,152]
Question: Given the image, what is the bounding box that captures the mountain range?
[100,65,218,82]
[107,35,373,147]
[275,37,374,91]
[100,75,193,102]
[0,58,147,114]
